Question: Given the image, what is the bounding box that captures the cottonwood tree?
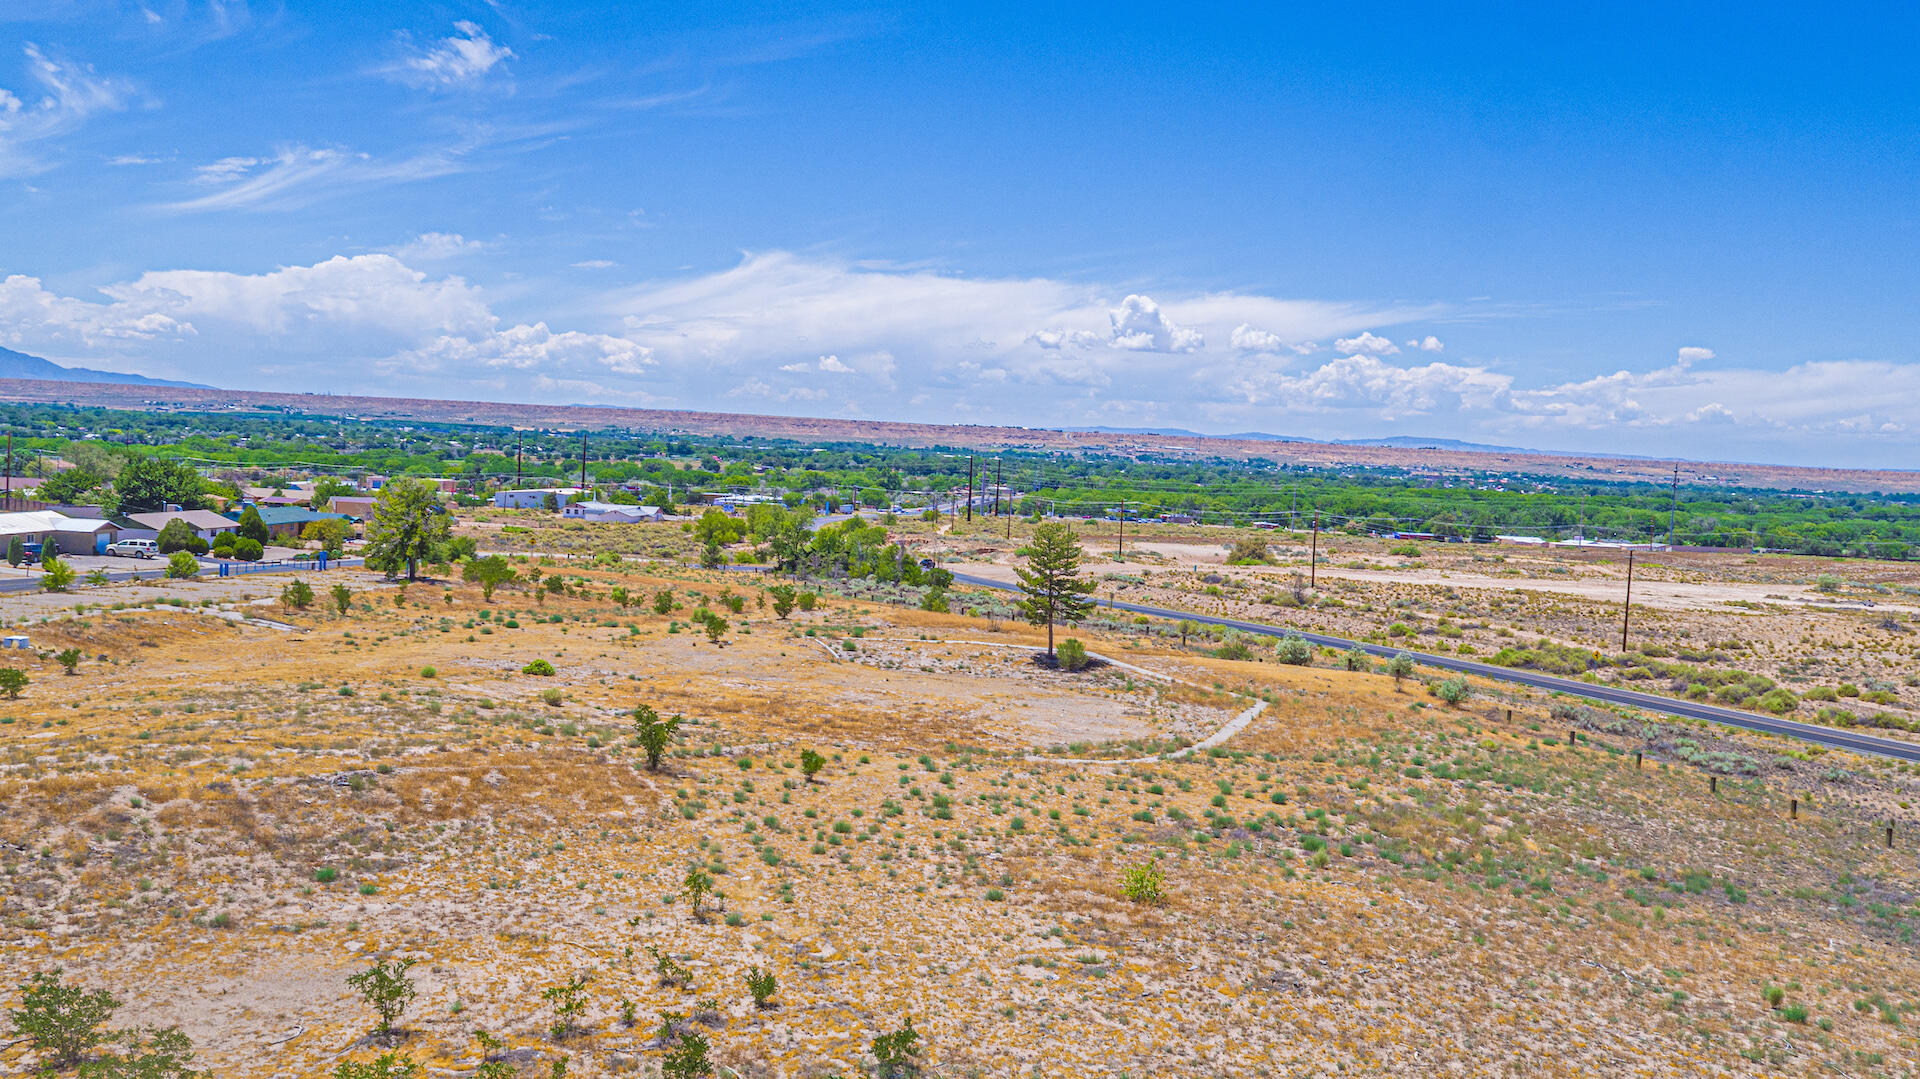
[462,555,516,601]
[364,478,449,582]
[114,458,204,515]
[1015,523,1095,655]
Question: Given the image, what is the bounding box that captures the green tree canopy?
[363,478,450,582]
[114,458,206,515]
[1015,522,1096,655]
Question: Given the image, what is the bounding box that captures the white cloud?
[16,246,1916,463]
[1108,294,1204,352]
[572,259,617,269]
[1408,335,1444,352]
[1229,324,1283,353]
[1677,346,1715,363]
[0,254,650,390]
[1333,330,1400,356]
[390,322,652,376]
[385,21,514,90]
[165,143,470,212]
[1231,354,1510,415]
[390,232,488,260]
[1027,328,1101,350]
[0,45,140,178]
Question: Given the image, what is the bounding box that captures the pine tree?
[1015,523,1095,655]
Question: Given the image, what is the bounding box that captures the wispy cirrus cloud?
[0,44,141,178]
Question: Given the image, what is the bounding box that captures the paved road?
[947,570,1920,765]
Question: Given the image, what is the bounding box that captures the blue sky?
[1,2,1916,467]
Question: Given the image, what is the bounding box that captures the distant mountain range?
[1066,426,1554,456]
[0,346,209,389]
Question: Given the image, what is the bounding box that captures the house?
[326,495,376,519]
[124,509,241,542]
[562,500,663,523]
[237,505,357,540]
[493,487,586,510]
[0,510,120,554]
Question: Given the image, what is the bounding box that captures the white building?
[492,487,588,510]
[0,510,122,555]
[562,501,663,522]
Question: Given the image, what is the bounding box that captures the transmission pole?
[515,435,523,490]
[1310,510,1319,589]
[3,434,11,512]
[1620,549,1636,652]
[579,430,588,494]
[994,459,1003,517]
[965,457,974,522]
[1667,463,1680,548]
[1118,500,1124,558]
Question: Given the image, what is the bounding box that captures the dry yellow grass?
[3,561,1920,1077]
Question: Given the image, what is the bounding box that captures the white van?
[106,538,160,559]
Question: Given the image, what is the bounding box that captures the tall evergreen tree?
[1016,522,1096,655]
[236,504,270,544]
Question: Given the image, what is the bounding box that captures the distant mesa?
[0,346,209,390]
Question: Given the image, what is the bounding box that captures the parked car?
[107,538,160,559]
[17,541,41,565]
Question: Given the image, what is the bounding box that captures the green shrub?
[872,1018,922,1078]
[164,551,200,579]
[333,1053,420,1079]
[8,970,119,1070]
[281,579,315,610]
[0,667,27,699]
[347,959,416,1035]
[744,967,777,1009]
[1119,861,1165,905]
[522,659,556,676]
[1055,637,1090,671]
[230,537,264,562]
[1274,631,1313,665]
[1430,677,1471,706]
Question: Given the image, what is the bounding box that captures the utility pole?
[1668,463,1680,548]
[965,456,974,522]
[1620,549,1636,652]
[1118,501,1124,558]
[3,434,11,512]
[994,459,1003,517]
[515,435,523,490]
[1310,510,1319,589]
[578,430,588,494]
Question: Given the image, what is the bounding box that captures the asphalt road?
[948,570,1920,765]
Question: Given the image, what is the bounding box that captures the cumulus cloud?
[15,246,1915,462]
[1333,330,1400,356]
[0,45,140,178]
[1408,335,1444,352]
[1108,294,1204,352]
[1230,324,1284,353]
[390,322,651,375]
[1231,354,1511,415]
[0,253,650,389]
[385,22,514,90]
[1677,346,1715,363]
